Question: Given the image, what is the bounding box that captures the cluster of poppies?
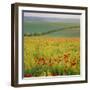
[24,37,80,77]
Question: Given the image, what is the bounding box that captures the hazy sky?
[24,12,80,19]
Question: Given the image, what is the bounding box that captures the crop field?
[24,37,80,77]
[23,12,80,77]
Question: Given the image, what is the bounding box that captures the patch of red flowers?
[24,74,32,77]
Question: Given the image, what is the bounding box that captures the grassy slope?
[23,21,80,37]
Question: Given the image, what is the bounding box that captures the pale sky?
[24,12,80,19]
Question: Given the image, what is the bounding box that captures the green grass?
[23,22,80,37]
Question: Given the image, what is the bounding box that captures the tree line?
[24,25,80,37]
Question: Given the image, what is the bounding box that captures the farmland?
[23,21,80,37]
[24,37,80,77]
[23,13,80,77]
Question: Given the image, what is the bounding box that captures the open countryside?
[23,12,80,77]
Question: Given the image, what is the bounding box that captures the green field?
[23,21,80,37]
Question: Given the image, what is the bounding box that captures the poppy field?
[24,37,80,77]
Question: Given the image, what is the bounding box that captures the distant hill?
[24,25,80,37]
[24,16,80,23]
[23,16,80,37]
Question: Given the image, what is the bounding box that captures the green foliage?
[49,65,64,75]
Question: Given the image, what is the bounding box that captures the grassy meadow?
[24,37,80,77]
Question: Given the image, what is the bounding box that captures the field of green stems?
[24,37,80,77]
